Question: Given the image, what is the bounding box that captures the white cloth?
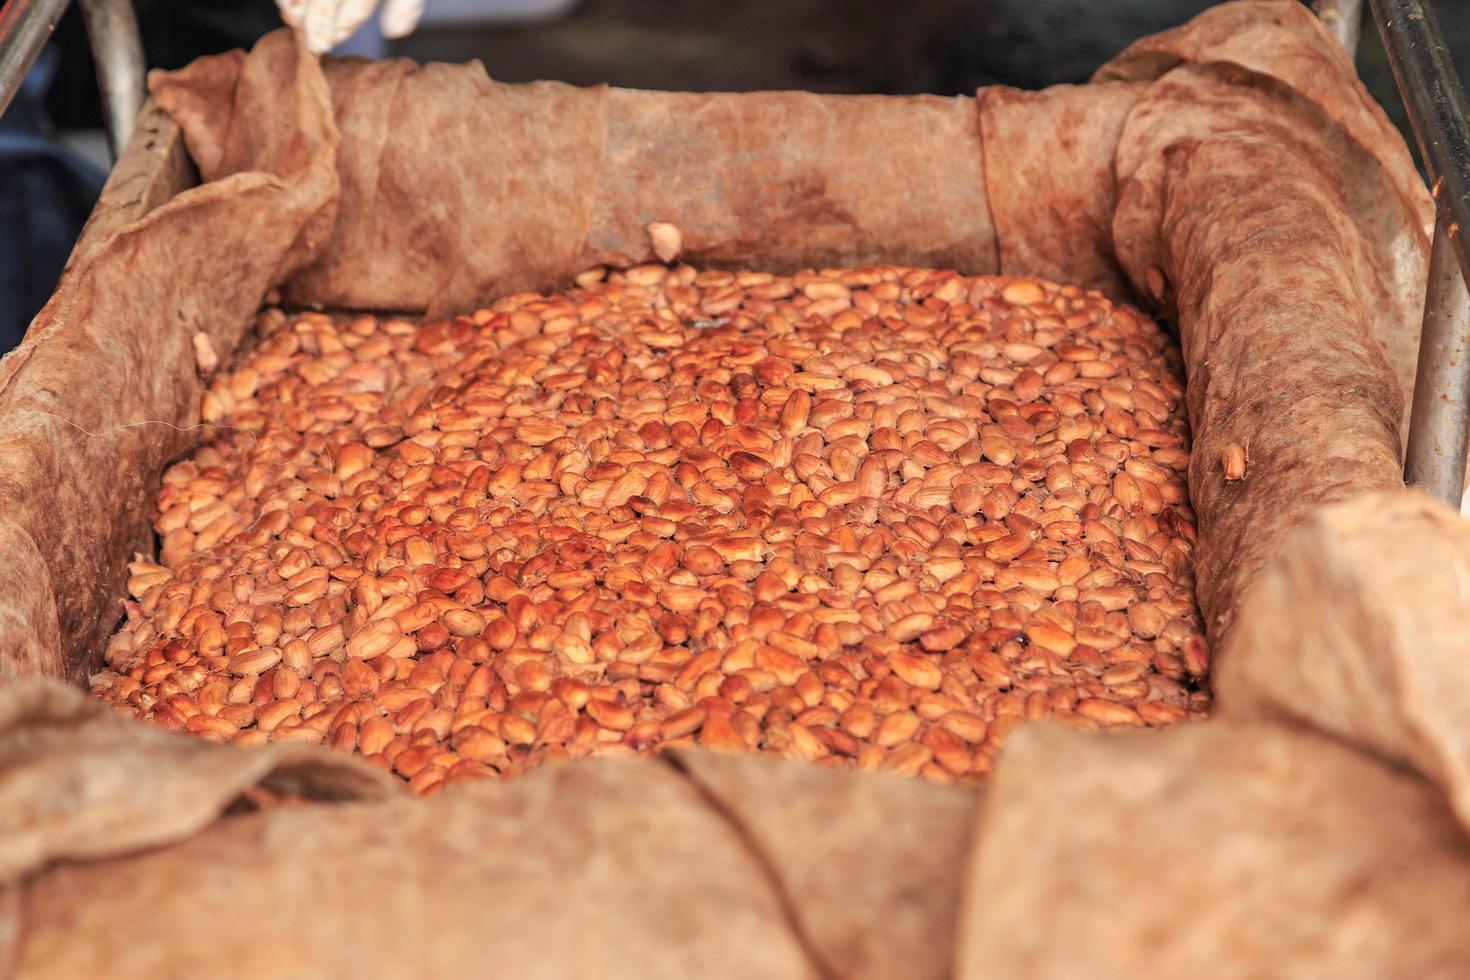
[277,0,426,54]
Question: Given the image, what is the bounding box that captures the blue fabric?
[0,49,106,355]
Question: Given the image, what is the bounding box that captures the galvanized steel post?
[0,0,142,160]
[1368,0,1470,508]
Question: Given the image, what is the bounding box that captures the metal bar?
[76,0,142,157]
[1368,0,1470,506]
[1315,0,1365,56]
[1370,0,1470,273]
[1404,221,1470,502]
[0,0,72,121]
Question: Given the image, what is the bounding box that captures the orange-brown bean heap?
[92,265,1210,795]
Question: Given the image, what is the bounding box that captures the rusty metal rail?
[1363,0,1470,510]
[1319,0,1470,509]
[0,0,142,158]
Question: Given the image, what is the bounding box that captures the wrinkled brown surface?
[1097,2,1426,645]
[0,682,392,884]
[0,3,1460,978]
[0,524,61,682]
[299,59,607,316]
[591,89,994,282]
[0,684,978,980]
[0,36,339,685]
[10,495,1470,978]
[976,1,1427,650]
[18,760,822,980]
[1218,490,1470,831]
[955,718,1470,980]
[1097,0,1433,243]
[1104,0,1429,429]
[155,38,996,318]
[977,81,1147,301]
[672,750,978,980]
[1111,67,1409,641]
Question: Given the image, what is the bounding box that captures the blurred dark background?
[5,0,1470,354]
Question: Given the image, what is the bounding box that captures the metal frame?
[1360,0,1470,509]
[0,0,71,120]
[1316,0,1470,509]
[76,0,143,157]
[0,0,143,158]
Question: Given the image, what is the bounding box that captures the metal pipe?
[0,0,72,121]
[1370,0,1470,268]
[1315,0,1365,56]
[76,0,142,157]
[1369,0,1470,506]
[1404,221,1470,503]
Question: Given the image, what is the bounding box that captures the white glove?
[278,0,426,54]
